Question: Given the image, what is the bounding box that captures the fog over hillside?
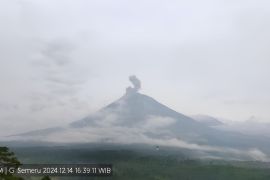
[1,76,269,162]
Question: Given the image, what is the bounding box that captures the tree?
[0,147,23,180]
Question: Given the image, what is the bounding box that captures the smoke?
[126,75,141,94]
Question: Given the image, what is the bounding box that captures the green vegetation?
[111,157,270,180]
[9,146,270,180]
[0,147,23,180]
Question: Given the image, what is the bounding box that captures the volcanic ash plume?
[126,75,141,94]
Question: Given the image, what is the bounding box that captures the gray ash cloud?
[126,75,141,94]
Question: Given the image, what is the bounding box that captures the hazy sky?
[1,0,270,136]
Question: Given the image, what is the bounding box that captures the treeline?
[0,147,50,180]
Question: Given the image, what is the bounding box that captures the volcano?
[4,76,270,161]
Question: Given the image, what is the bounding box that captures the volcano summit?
[4,76,270,161]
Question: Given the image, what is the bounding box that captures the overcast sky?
[1,0,270,136]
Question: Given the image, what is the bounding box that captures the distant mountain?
[191,115,223,127]
[215,120,270,137]
[3,76,270,161]
[68,91,223,144]
[71,91,208,133]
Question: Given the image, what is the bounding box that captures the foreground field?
[10,145,270,180]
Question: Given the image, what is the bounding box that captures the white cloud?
[5,122,269,161]
[142,115,176,130]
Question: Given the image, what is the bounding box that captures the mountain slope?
[71,92,203,129]
[191,115,224,127]
[3,77,270,161]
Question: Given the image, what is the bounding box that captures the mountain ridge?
[3,76,270,161]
